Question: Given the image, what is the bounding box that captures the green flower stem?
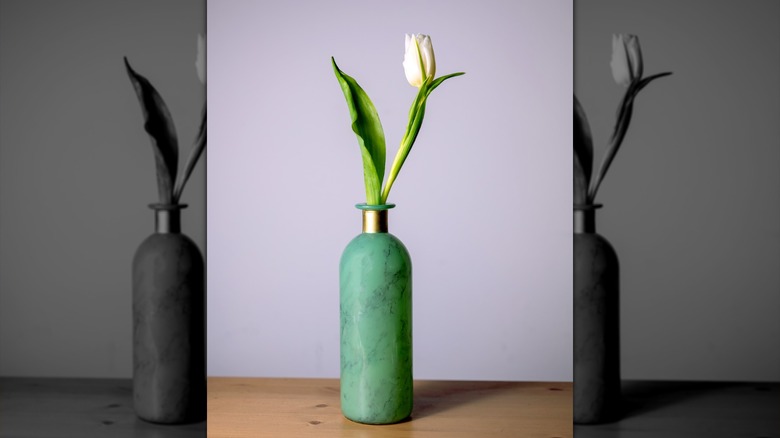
[586,71,672,203]
[587,89,634,201]
[380,72,464,204]
[381,88,428,203]
[332,53,464,206]
[172,105,207,203]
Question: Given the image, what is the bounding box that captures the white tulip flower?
[610,34,642,87]
[402,34,435,88]
[332,34,463,204]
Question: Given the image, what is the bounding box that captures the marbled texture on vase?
[340,232,412,424]
[574,206,621,424]
[132,230,206,424]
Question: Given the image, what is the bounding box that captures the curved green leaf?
[426,72,465,97]
[635,71,673,93]
[382,98,427,204]
[173,105,207,202]
[589,71,672,201]
[381,71,464,203]
[574,95,593,205]
[124,57,178,204]
[331,57,386,204]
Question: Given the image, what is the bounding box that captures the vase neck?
[363,209,388,233]
[574,204,601,234]
[150,204,187,234]
[356,203,394,234]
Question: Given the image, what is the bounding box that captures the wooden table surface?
[2,377,775,437]
[208,377,572,437]
[0,377,205,437]
[575,380,780,438]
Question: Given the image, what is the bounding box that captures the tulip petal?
[403,33,436,88]
[332,57,386,205]
[610,35,629,86]
[627,35,643,81]
[415,38,427,84]
[623,42,635,82]
[403,37,423,87]
[124,57,178,203]
[419,35,435,80]
[611,34,644,87]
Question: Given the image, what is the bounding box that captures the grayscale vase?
[573,204,621,424]
[132,203,205,424]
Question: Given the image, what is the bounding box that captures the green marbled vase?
[339,203,413,424]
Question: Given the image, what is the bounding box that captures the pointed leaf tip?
[331,60,386,204]
[124,58,180,203]
[573,95,594,204]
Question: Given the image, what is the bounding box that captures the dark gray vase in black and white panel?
[132,203,205,424]
[573,204,621,424]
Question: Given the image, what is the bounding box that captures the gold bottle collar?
[362,210,388,233]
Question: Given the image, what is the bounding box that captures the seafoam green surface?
[339,232,412,424]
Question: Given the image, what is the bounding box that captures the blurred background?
[0,0,206,378]
[575,0,779,382]
[207,0,573,382]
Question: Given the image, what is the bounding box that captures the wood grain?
[207,377,572,437]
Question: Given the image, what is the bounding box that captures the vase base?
[342,413,411,425]
[135,412,206,425]
[573,400,622,425]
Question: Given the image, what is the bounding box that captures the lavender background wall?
[0,0,206,378]
[207,0,573,381]
[575,0,780,381]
